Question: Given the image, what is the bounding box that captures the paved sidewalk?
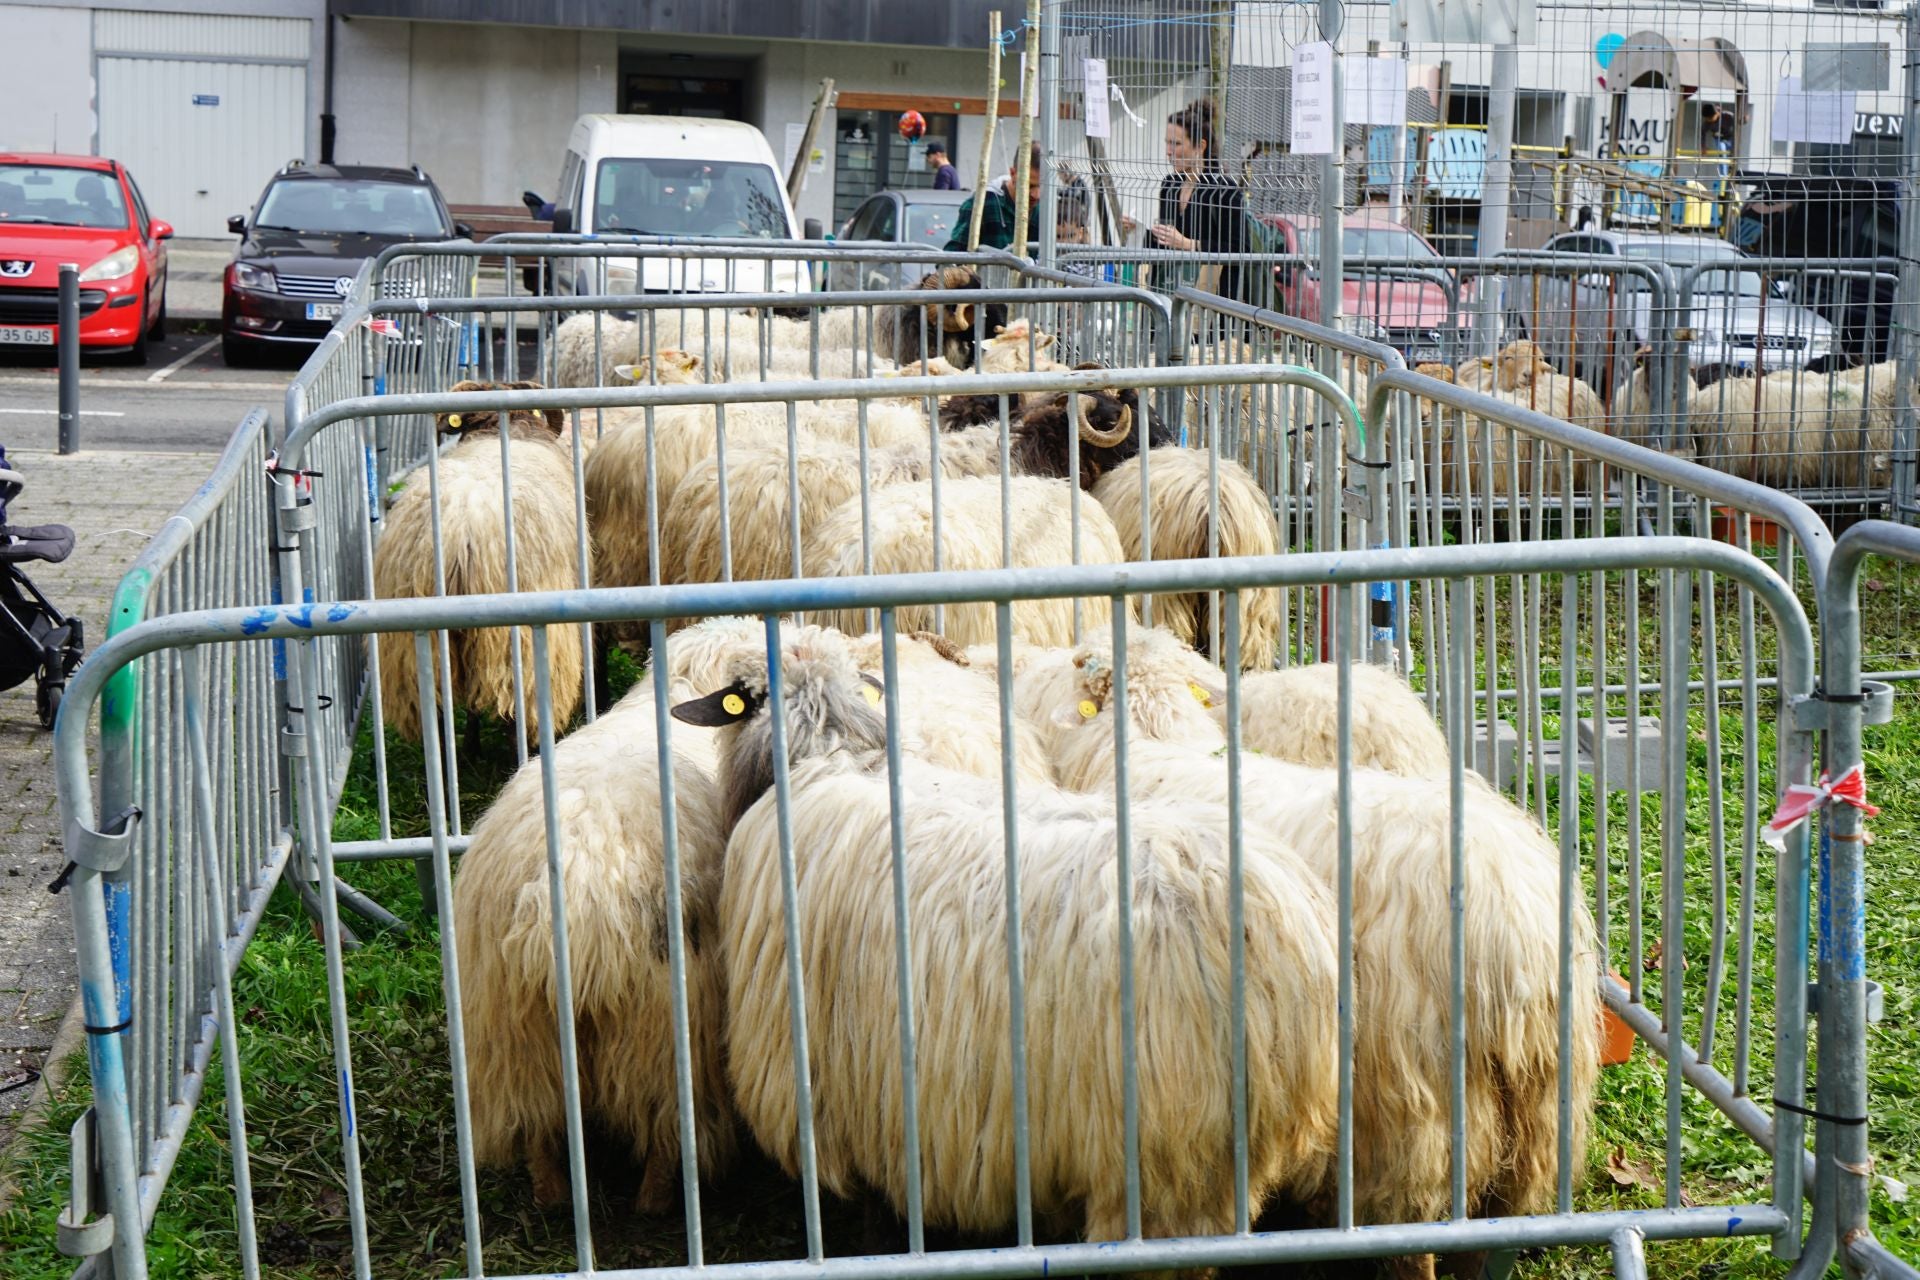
[0,448,220,1151]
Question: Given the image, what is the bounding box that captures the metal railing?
[51,534,1826,1280]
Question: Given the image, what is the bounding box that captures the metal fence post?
[58,263,80,456]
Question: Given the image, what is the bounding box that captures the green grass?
[2,643,1916,1279]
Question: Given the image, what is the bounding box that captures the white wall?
[0,5,94,152]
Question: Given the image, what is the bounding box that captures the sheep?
[450,613,766,1212]
[1089,447,1283,670]
[555,310,898,387]
[1689,367,1889,489]
[374,382,588,744]
[799,474,1134,650]
[1041,628,1600,1242]
[677,626,1340,1251]
[874,265,1009,369]
[1414,354,1609,499]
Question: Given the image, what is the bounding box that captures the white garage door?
[95,14,309,239]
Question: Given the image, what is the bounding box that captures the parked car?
[532,115,808,300]
[1259,213,1456,365]
[0,152,172,364]
[1515,230,1835,386]
[828,189,971,290]
[222,160,467,366]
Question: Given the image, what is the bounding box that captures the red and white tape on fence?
[1763,763,1879,851]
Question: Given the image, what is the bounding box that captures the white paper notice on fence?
[1772,76,1855,145]
[1345,56,1407,127]
[783,122,805,174]
[1084,57,1111,138]
[1291,41,1337,155]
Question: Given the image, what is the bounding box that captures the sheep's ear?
[1051,696,1103,727]
[857,672,885,707]
[613,362,645,382]
[1034,332,1056,352]
[671,681,761,727]
[1187,679,1226,710]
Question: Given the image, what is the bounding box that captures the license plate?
[305,303,342,321]
[0,326,55,346]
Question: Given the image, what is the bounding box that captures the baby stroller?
[0,452,84,728]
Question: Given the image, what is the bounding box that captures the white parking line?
[0,407,127,417]
[0,376,288,392]
[146,336,220,383]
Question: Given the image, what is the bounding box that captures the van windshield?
[591,158,790,238]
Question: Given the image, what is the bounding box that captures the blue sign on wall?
[192,94,220,106]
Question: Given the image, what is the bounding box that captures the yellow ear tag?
[1188,682,1212,707]
[1077,699,1100,719]
[863,685,883,706]
[721,693,746,716]
[447,413,462,427]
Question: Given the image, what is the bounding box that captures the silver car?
[827,189,972,291]
[1513,229,1834,384]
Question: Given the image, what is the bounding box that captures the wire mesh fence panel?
[52,536,1833,1280]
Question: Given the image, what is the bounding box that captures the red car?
[1260,213,1455,365]
[0,153,172,364]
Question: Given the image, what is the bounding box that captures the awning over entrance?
[1610,30,1749,100]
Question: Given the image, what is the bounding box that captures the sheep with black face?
[875,265,1009,369]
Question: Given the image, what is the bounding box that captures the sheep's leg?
[1381,1252,1438,1280]
[859,1189,902,1255]
[528,1132,570,1207]
[633,1150,677,1216]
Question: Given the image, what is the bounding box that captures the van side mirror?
[453,222,474,239]
[226,214,247,235]
[551,207,574,235]
[803,217,824,240]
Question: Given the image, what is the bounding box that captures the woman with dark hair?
[1150,97,1248,301]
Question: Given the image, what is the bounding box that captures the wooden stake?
[786,77,835,205]
[968,13,1004,252]
[1011,0,1041,256]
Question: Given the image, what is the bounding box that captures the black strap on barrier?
[47,805,141,894]
[286,695,335,715]
[1346,451,1393,470]
[1773,1097,1870,1126]
[83,1018,131,1037]
[1370,598,1394,629]
[1808,686,1870,705]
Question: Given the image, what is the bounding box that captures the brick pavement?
[0,447,219,1151]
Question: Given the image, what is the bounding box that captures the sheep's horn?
[1077,397,1133,448]
[946,302,975,333]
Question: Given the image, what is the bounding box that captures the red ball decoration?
[898,110,927,141]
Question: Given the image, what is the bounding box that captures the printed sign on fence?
[1346,57,1408,127]
[1291,41,1336,155]
[1084,58,1111,138]
[1772,76,1855,145]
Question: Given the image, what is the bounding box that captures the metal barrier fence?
[59,410,287,1265]
[51,534,1841,1280]
[271,363,1361,867]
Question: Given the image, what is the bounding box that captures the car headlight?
[78,245,141,283]
[600,262,637,292]
[231,263,277,292]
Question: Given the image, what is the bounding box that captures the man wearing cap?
[944,149,1043,252]
[928,143,960,191]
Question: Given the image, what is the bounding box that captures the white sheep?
[373,385,589,744]
[1041,628,1600,1240]
[799,474,1135,650]
[450,613,765,1211]
[677,626,1340,1249]
[1089,446,1283,670]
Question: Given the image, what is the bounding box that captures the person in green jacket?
[944,149,1044,252]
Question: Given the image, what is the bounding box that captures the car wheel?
[125,293,151,365]
[222,333,258,369]
[148,287,167,341]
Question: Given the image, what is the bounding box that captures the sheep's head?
[672,625,888,830]
[1051,627,1226,745]
[888,356,965,379]
[614,348,703,385]
[911,266,987,337]
[1494,339,1552,391]
[938,393,1006,432]
[978,326,1060,374]
[437,380,565,441]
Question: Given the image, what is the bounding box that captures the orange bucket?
[1710,507,1781,549]
[1600,969,1636,1067]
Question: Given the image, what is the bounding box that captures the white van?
[544,115,809,297]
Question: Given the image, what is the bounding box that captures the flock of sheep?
[356,269,1605,1278]
[1414,340,1902,493]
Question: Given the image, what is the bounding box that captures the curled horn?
[945,301,976,333]
[1077,395,1133,448]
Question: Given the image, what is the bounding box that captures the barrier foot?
[287,874,362,953]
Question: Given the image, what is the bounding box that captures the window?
[844,198,885,240]
[869,199,897,242]
[0,164,129,229]
[125,171,151,236]
[256,180,448,237]
[590,158,789,238]
[1298,226,1439,260]
[904,203,957,246]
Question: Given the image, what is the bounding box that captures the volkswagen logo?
[333,277,354,297]
[0,260,30,279]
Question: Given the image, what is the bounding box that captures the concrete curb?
[0,991,85,1214]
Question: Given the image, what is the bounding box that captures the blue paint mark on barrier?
[240,608,276,636]
[1726,1215,1742,1235]
[1817,822,1833,970]
[326,603,355,623]
[374,372,387,397]
[288,603,317,629]
[364,445,379,521]
[341,1069,355,1137]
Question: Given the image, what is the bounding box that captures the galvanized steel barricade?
[50,534,1836,1280]
[55,410,286,1270]
[271,363,1359,871]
